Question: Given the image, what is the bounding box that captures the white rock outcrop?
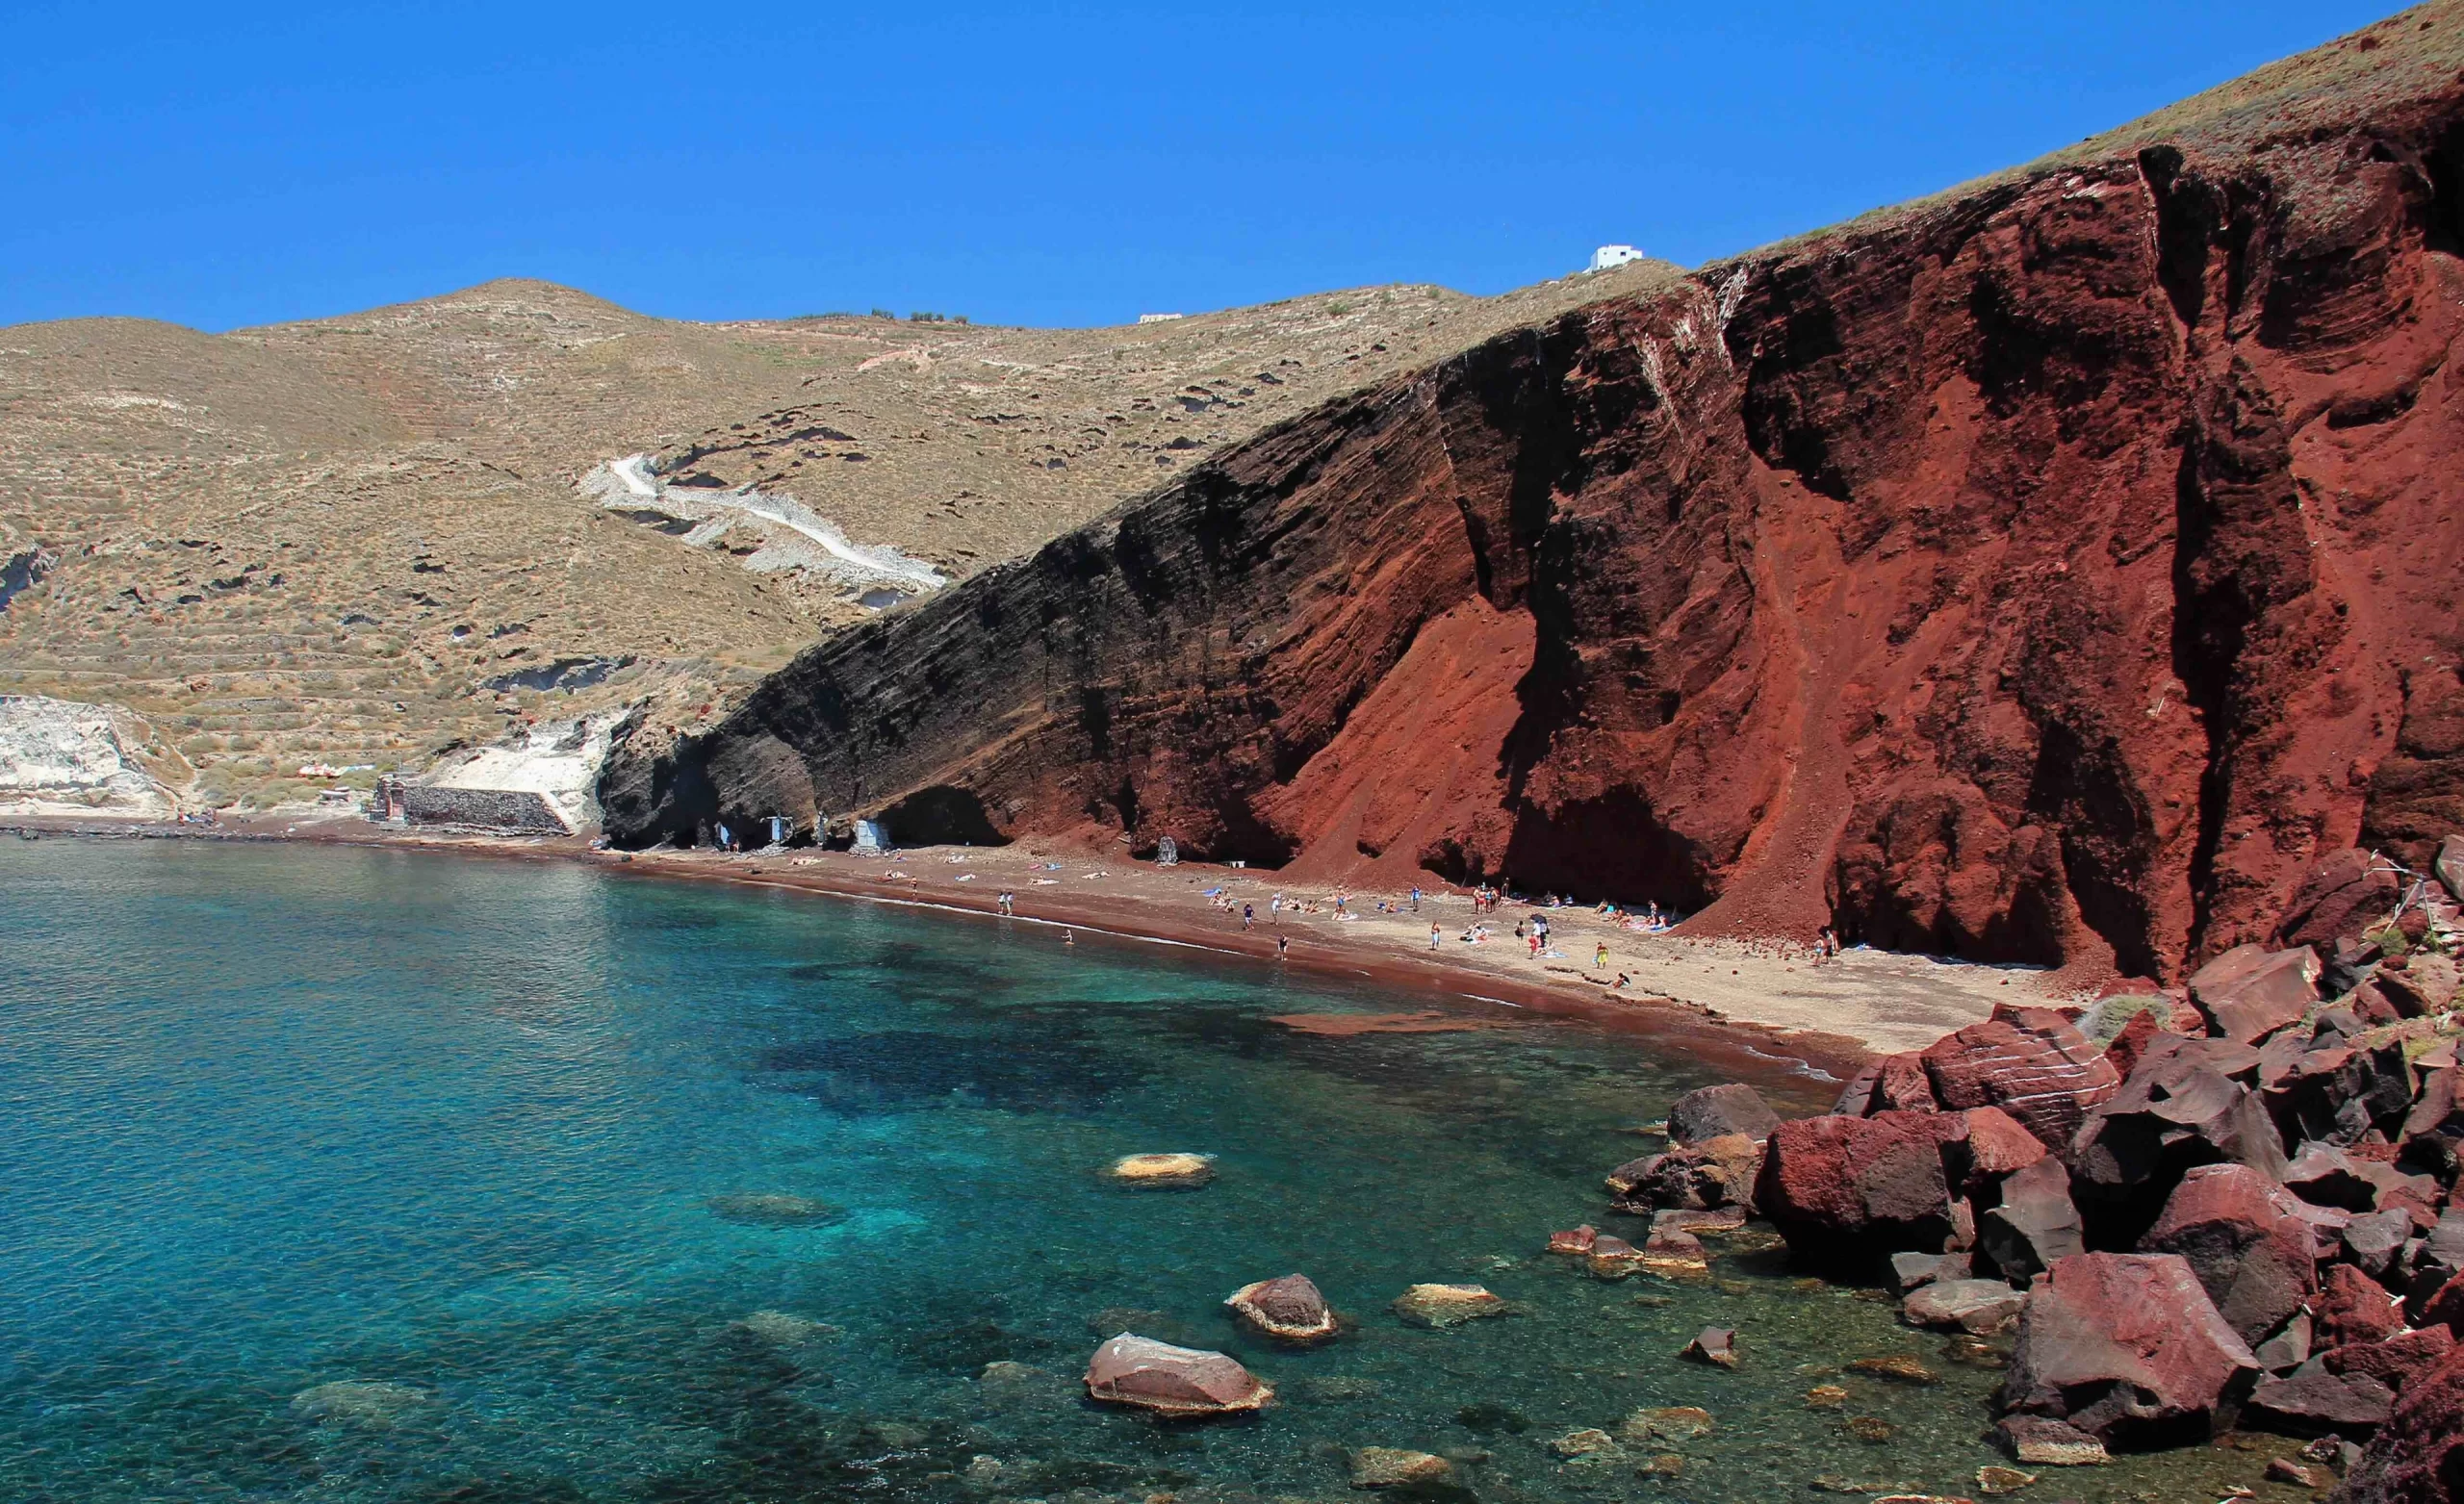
[410,712,626,833]
[0,695,183,816]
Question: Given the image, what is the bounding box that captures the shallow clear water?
[2,839,2264,1503]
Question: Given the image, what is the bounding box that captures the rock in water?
[1681,1327,1737,1367]
[1667,1083,1781,1144]
[1621,1405,1715,1441]
[1848,1354,1938,1385]
[706,1193,844,1227]
[290,1380,436,1429]
[1348,1448,1452,1488]
[1903,1279,2025,1335]
[1224,1273,1337,1342]
[1082,1333,1271,1416]
[1391,1283,1509,1329]
[1991,1415,2108,1466]
[1107,1152,1216,1187]
[1586,1234,1648,1280]
[1756,1110,1956,1268]
[1546,1223,1598,1256]
[2000,1252,2257,1445]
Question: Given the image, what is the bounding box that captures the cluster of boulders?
[1604,840,2464,1497]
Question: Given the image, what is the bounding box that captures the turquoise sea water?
[2,839,2261,1503]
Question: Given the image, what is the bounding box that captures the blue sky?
[0,1,2405,331]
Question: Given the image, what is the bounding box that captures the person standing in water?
[1276,934,1289,959]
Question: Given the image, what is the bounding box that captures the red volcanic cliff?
[605,7,2464,981]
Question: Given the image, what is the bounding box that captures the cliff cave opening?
[880,786,1009,849]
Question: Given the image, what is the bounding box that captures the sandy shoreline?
[2,810,2079,1079]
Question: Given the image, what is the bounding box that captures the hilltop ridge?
[0,258,1678,806]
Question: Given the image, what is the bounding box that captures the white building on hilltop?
[1588,244,1645,272]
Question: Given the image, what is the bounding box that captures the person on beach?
[1276,933,1288,959]
[1270,893,1283,923]
[1410,886,1422,912]
[1429,922,1442,951]
[1594,940,1609,969]
[1243,902,1254,930]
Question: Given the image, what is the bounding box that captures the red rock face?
[604,18,2464,981]
[2338,1341,2464,1504]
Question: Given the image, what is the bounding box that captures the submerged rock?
[1107,1152,1216,1188]
[1903,1279,2025,1335]
[1082,1333,1271,1416]
[290,1380,437,1429]
[732,1309,842,1345]
[1848,1355,1939,1386]
[706,1192,844,1226]
[1546,1426,1620,1459]
[1348,1447,1452,1488]
[1224,1273,1337,1342]
[1391,1283,1509,1329]
[1620,1405,1714,1442]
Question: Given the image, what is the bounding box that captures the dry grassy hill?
[0,261,1678,807]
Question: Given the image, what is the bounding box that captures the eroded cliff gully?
[606,24,2464,982]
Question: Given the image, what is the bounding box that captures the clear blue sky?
[1,1,2405,332]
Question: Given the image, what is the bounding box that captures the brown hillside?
[0,262,1676,806]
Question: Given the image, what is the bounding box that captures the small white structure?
[1137,313,1185,324]
[1588,245,1646,272]
[851,818,891,854]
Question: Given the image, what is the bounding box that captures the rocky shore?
[1600,837,2464,1498]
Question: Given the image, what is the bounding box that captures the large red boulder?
[2324,1326,2458,1393]
[1083,1334,1273,1415]
[2000,1252,2258,1447]
[2275,849,2403,953]
[1945,1105,2050,1203]
[1921,1007,2121,1152]
[2334,1342,2464,1504]
[1832,1051,1939,1116]
[2070,1041,2289,1242]
[1756,1109,1955,1267]
[2318,1265,2406,1351]
[2138,1162,2317,1347]
[2187,944,2322,1044]
[1979,1157,2087,1281]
